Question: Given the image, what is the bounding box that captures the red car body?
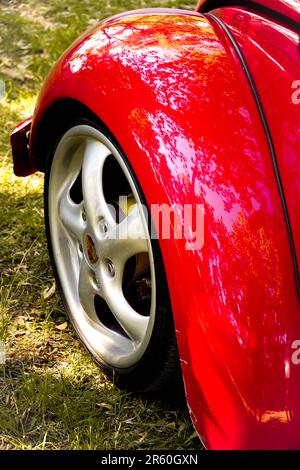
[11,0,300,449]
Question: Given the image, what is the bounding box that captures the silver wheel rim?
[48,125,156,368]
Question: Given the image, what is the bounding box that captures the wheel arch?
[31,98,96,171]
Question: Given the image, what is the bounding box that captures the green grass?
[0,0,200,450]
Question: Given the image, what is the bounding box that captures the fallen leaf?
[42,283,56,300]
[96,402,113,410]
[55,322,68,331]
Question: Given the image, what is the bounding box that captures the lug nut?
[100,219,108,234]
[106,259,115,277]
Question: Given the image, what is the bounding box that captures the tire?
[44,118,180,392]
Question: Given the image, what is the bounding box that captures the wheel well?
[32,98,99,172]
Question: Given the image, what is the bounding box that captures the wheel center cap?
[85,234,98,264]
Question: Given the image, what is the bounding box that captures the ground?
[0,0,201,450]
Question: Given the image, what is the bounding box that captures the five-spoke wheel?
[45,120,179,391]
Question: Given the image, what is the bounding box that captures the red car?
[10,0,300,450]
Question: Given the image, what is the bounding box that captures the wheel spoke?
[108,207,149,265]
[103,281,148,343]
[59,194,85,241]
[78,260,98,322]
[81,140,114,231]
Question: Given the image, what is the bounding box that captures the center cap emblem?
[85,234,98,264]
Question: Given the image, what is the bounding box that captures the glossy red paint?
[11,8,300,449]
[196,0,300,24]
[209,6,300,319]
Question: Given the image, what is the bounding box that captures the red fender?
[13,9,300,449]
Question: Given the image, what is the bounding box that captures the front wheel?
[44,120,180,392]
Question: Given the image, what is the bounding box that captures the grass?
[0,0,201,450]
